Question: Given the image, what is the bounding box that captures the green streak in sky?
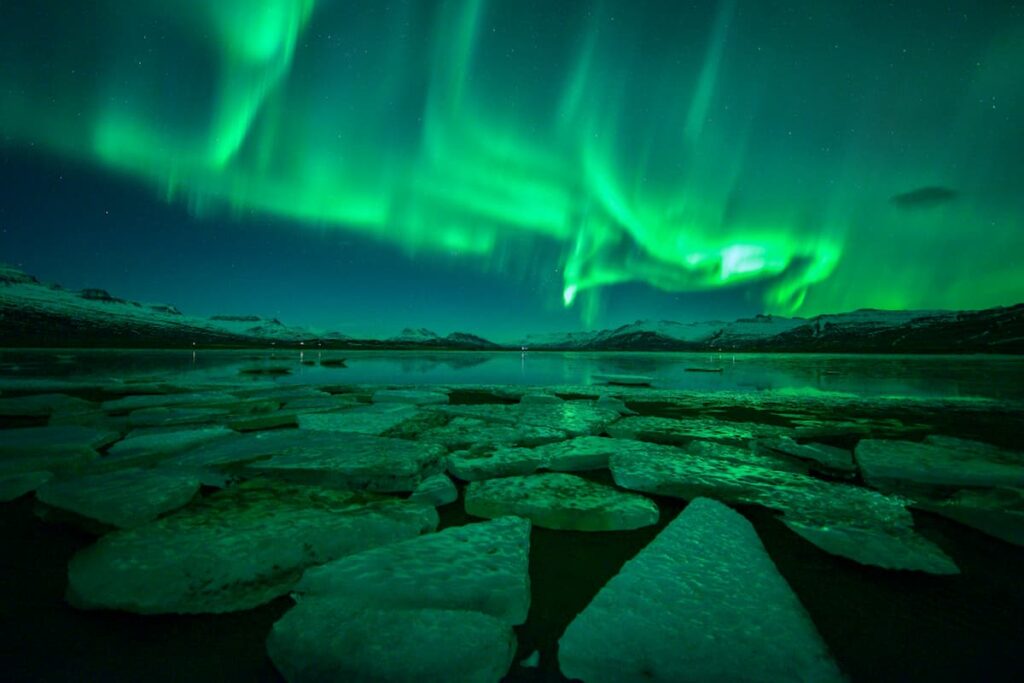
[2,0,1022,323]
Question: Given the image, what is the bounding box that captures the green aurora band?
[2,0,1022,324]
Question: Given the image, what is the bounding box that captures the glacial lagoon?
[4,349,1024,399]
[1,350,1023,682]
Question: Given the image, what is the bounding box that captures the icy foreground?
[558,498,843,683]
[67,480,438,613]
[2,374,1023,679]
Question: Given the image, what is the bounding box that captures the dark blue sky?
[3,0,1021,338]
[0,149,758,339]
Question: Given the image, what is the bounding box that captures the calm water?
[2,349,1024,400]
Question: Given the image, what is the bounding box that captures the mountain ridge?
[1,265,1021,353]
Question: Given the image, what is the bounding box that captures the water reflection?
[0,349,1022,400]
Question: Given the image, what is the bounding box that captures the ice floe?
[611,439,957,573]
[36,467,200,528]
[296,516,531,623]
[0,470,53,502]
[372,389,449,405]
[754,436,856,472]
[67,479,437,613]
[419,417,566,451]
[437,402,619,438]
[409,473,459,506]
[101,391,239,413]
[916,487,1024,547]
[856,438,1024,490]
[243,433,445,492]
[465,473,658,531]
[297,403,419,435]
[0,393,94,417]
[266,517,530,682]
[105,426,236,467]
[447,446,546,481]
[607,415,791,445]
[267,604,516,683]
[558,497,843,683]
[0,425,119,474]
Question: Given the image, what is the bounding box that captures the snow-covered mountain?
[0,265,330,346]
[521,307,1024,353]
[0,265,505,349]
[1,265,1020,352]
[389,327,442,344]
[387,328,500,349]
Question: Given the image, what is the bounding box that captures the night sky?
[1,0,1022,339]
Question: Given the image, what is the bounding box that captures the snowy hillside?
[1,265,1020,352]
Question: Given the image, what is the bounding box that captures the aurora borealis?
[1,0,1022,335]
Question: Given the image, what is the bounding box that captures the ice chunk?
[781,516,958,574]
[519,392,563,405]
[448,446,545,481]
[101,392,238,413]
[232,386,332,402]
[226,411,299,431]
[608,415,791,445]
[105,426,236,467]
[296,517,531,624]
[595,395,636,415]
[0,426,118,474]
[298,403,418,435]
[916,487,1024,547]
[558,498,843,683]
[438,402,619,437]
[755,436,856,472]
[372,389,449,405]
[0,425,119,455]
[419,417,566,451]
[465,473,658,531]
[520,651,541,668]
[0,393,94,417]
[0,470,53,502]
[267,603,516,683]
[409,473,459,506]
[158,429,297,470]
[244,433,446,492]
[611,439,957,573]
[856,438,1024,489]
[36,467,200,528]
[222,393,366,430]
[283,394,362,412]
[127,407,231,429]
[537,436,651,472]
[67,479,438,613]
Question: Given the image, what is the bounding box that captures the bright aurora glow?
[1,0,1022,331]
